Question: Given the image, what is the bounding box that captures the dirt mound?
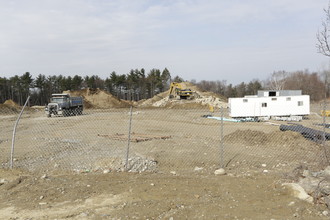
[138,82,227,109]
[3,99,20,107]
[0,104,19,114]
[64,88,132,109]
[224,129,318,149]
[137,91,169,108]
[0,100,21,114]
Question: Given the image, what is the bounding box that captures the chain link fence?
[1,101,329,175]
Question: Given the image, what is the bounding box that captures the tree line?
[0,68,180,106]
[194,69,326,102]
[0,68,327,106]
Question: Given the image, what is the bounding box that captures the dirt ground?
[1,169,329,220]
[0,105,330,219]
[1,85,330,219]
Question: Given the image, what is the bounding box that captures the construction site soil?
[0,85,329,219]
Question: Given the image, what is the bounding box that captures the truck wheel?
[77,107,82,115]
[63,109,68,117]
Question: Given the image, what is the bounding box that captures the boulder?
[282,183,313,203]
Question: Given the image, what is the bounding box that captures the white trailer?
[228,90,310,119]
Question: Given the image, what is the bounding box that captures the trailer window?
[286,97,291,101]
[269,91,276,96]
[243,99,248,103]
[271,98,277,101]
[262,103,267,107]
[298,101,303,106]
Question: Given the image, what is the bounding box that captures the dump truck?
[169,82,193,99]
[45,93,83,117]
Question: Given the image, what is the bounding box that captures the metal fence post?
[220,106,224,168]
[322,100,330,166]
[10,96,30,169]
[125,106,133,171]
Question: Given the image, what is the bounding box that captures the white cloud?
[0,0,328,84]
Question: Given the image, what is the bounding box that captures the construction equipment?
[45,93,83,117]
[321,110,330,117]
[169,82,193,99]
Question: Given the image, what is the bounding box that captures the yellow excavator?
[321,110,330,117]
[169,82,193,99]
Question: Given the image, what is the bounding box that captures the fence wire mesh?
[1,102,329,176]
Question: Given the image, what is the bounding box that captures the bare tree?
[268,70,287,90]
[317,3,330,57]
[320,68,330,97]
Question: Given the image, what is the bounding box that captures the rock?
[261,164,267,167]
[324,166,330,177]
[103,169,110,174]
[320,182,330,195]
[288,201,295,206]
[214,168,226,175]
[298,176,322,194]
[302,170,310,177]
[170,171,176,175]
[79,212,88,217]
[322,210,329,216]
[263,170,269,173]
[282,183,313,203]
[0,179,7,185]
[324,195,330,208]
[40,174,47,179]
[194,167,203,171]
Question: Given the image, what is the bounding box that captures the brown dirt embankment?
[64,88,132,109]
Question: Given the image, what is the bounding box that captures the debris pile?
[90,156,157,173]
[98,132,171,142]
[125,157,158,172]
[64,88,131,109]
[137,91,168,108]
[284,166,330,210]
[138,82,227,109]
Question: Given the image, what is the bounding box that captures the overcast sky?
[0,0,329,84]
